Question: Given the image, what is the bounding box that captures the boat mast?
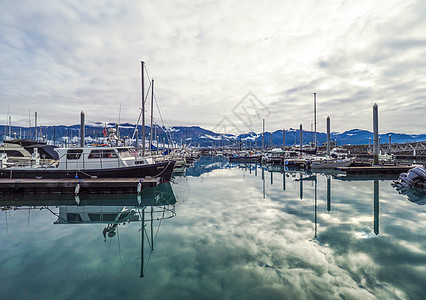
[150,79,154,156]
[141,61,145,155]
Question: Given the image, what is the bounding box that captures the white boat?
[330,147,350,158]
[0,139,58,166]
[0,145,175,181]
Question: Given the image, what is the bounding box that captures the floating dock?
[0,177,160,195]
[337,165,417,175]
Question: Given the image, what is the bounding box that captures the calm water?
[1,156,425,300]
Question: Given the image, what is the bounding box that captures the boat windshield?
[116,148,132,158]
[67,149,83,160]
[88,149,118,159]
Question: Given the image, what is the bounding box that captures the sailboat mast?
[141,61,145,155]
[150,79,154,155]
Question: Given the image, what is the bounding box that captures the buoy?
[75,183,80,195]
[137,182,142,194]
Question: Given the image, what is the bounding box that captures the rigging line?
[153,207,166,244]
[143,64,152,86]
[153,93,172,145]
[130,80,151,140]
[131,109,142,140]
[117,227,122,260]
[143,225,151,246]
[144,81,152,106]
[41,206,68,223]
[144,246,154,274]
[121,73,139,112]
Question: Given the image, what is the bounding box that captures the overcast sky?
[1,0,425,134]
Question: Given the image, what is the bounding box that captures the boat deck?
[0,177,161,195]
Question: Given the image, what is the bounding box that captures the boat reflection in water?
[1,182,177,278]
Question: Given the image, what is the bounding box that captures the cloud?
[0,0,425,134]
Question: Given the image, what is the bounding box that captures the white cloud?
[0,0,425,134]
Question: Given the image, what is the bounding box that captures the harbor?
[1,156,425,299]
[2,1,426,298]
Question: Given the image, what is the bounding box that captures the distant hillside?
[0,124,425,147]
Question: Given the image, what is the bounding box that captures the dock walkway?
[0,177,160,195]
[337,165,417,175]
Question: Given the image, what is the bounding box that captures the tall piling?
[35,112,38,141]
[388,134,392,154]
[282,129,286,150]
[80,111,85,147]
[313,93,317,149]
[327,116,331,156]
[373,103,379,165]
[262,119,265,152]
[299,124,303,152]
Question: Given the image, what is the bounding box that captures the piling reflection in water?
[374,180,380,235]
[230,163,404,238]
[1,158,425,299]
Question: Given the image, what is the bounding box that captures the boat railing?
[57,149,132,171]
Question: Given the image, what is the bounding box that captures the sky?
[1,0,425,134]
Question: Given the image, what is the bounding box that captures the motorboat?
[263,148,299,164]
[0,145,175,181]
[330,147,350,158]
[0,139,58,166]
[228,151,262,163]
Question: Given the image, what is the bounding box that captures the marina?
[1,2,426,297]
[1,156,425,299]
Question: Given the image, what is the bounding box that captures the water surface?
[1,156,425,299]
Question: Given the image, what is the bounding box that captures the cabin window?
[66,149,83,160]
[88,214,101,221]
[5,150,25,157]
[88,149,117,159]
[67,213,83,223]
[117,148,132,158]
[102,214,118,222]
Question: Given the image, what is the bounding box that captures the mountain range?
[1,123,425,147]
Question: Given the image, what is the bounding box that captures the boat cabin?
[55,146,153,170]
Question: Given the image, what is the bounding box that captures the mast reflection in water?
[1,156,425,299]
[1,182,177,280]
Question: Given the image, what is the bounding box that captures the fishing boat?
[0,145,175,181]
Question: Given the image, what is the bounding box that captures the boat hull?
[229,156,261,163]
[0,161,176,182]
[310,159,353,169]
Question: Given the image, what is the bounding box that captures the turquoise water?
[1,156,425,299]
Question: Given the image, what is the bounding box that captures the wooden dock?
[337,165,417,175]
[0,177,160,195]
